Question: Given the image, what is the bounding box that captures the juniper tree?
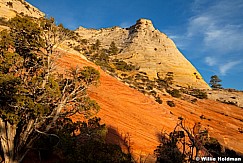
[109,41,119,55]
[209,75,222,89]
[165,72,174,85]
[0,16,100,163]
[91,39,101,51]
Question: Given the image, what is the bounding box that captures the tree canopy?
[0,15,100,163]
[109,41,119,55]
[209,75,222,89]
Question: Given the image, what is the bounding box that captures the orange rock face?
[58,51,243,160]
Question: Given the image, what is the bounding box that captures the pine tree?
[0,16,100,163]
[209,75,222,89]
[109,41,119,55]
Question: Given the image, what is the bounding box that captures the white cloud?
[187,0,243,54]
[164,0,243,78]
[204,24,243,53]
[205,56,217,66]
[168,0,243,77]
[219,60,241,75]
[187,16,213,37]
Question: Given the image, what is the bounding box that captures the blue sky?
[27,0,243,90]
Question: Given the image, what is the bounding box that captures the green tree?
[209,75,222,89]
[91,39,101,51]
[49,117,132,163]
[109,41,119,55]
[164,72,174,86]
[0,16,100,163]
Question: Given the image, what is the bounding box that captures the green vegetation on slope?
[0,15,100,163]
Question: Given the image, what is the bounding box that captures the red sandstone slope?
[58,51,243,159]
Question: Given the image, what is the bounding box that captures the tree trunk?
[0,119,17,163]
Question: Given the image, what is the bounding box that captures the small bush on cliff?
[190,89,207,99]
[7,2,13,8]
[167,89,181,98]
[155,96,163,104]
[91,39,101,51]
[113,60,135,72]
[109,41,119,55]
[167,101,175,107]
[0,17,8,26]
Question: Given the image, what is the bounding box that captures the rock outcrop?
[76,18,210,89]
[0,0,44,20]
[0,0,44,31]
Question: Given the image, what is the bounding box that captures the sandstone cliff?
[0,0,44,30]
[58,50,243,160]
[76,19,210,89]
[0,0,44,19]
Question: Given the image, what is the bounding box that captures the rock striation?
[76,18,210,89]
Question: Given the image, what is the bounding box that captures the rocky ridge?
[76,19,210,89]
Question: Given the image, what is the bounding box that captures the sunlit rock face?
[0,0,44,20]
[76,18,210,89]
[0,0,45,31]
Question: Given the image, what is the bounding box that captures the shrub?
[121,73,128,77]
[25,4,30,10]
[167,89,181,98]
[109,41,119,55]
[155,96,163,104]
[204,137,243,159]
[139,71,147,75]
[222,100,238,106]
[200,114,206,119]
[164,72,174,86]
[74,45,82,52]
[7,2,13,8]
[80,39,88,44]
[91,39,101,51]
[190,89,207,99]
[0,17,8,26]
[191,98,197,104]
[150,90,157,96]
[35,117,133,163]
[146,85,153,90]
[156,79,167,89]
[155,120,243,163]
[167,101,175,107]
[154,135,184,163]
[113,60,135,72]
